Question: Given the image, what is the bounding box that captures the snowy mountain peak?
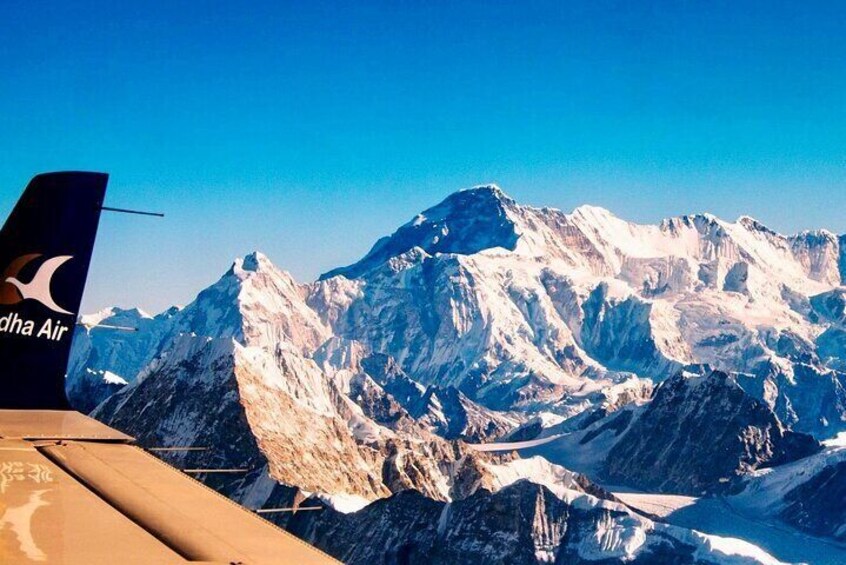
[241,250,273,272]
[792,228,839,244]
[79,306,152,327]
[306,185,846,424]
[231,250,280,277]
[737,215,780,237]
[71,182,846,563]
[419,183,517,226]
[570,204,618,222]
[321,184,520,280]
[454,183,512,202]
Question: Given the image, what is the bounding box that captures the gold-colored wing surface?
[0,438,185,564]
[0,410,339,564]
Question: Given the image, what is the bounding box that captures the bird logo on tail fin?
[0,255,74,315]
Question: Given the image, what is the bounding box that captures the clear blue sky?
[1,1,844,313]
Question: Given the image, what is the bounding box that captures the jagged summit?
[792,228,839,244]
[455,183,514,203]
[321,184,521,280]
[737,215,781,236]
[241,250,272,272]
[75,186,846,431]
[229,250,278,276]
[569,203,617,220]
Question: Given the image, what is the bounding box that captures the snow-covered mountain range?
[70,185,846,563]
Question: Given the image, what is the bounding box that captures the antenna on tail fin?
[0,172,108,409]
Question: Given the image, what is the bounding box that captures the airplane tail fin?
[0,172,108,409]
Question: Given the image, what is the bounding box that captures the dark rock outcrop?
[285,481,707,565]
[603,370,820,494]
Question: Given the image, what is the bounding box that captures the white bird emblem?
[4,255,74,315]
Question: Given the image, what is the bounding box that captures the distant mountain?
[71,184,846,563]
[68,306,178,411]
[311,185,846,436]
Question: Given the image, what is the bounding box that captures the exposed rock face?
[531,369,820,496]
[67,369,127,413]
[410,385,517,442]
[357,353,519,442]
[736,361,846,440]
[347,372,418,432]
[602,370,820,494]
[233,350,391,499]
[93,337,269,495]
[579,283,675,375]
[284,481,772,565]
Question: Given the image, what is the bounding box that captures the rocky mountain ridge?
[523,369,821,495]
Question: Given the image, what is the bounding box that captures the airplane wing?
[0,410,337,563]
[0,173,338,564]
